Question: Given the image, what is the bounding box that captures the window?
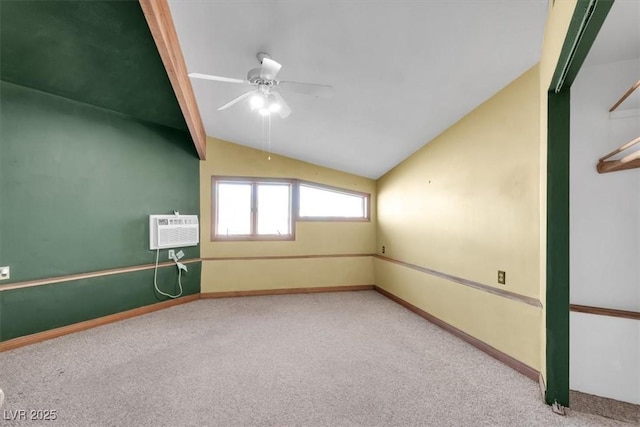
[212,177,370,241]
[213,177,293,240]
[298,182,369,220]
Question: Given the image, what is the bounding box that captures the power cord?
[153,249,183,299]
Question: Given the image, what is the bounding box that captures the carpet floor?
[570,390,639,424]
[0,290,632,426]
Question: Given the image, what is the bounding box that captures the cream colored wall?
[200,137,376,292]
[374,259,542,369]
[376,65,542,370]
[204,257,373,292]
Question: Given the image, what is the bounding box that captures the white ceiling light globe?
[250,94,265,109]
[269,102,281,113]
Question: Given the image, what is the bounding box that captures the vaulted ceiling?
[169,0,549,178]
[584,0,640,66]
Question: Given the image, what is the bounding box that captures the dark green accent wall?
[0,0,187,130]
[1,82,199,282]
[0,263,201,341]
[545,0,614,408]
[0,81,200,341]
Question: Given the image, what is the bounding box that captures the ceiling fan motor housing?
[247,67,276,86]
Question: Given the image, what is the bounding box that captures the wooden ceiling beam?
[139,0,207,160]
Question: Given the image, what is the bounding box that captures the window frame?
[211,176,295,241]
[211,176,371,242]
[296,180,370,222]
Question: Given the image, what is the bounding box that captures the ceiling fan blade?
[260,57,282,80]
[278,81,333,98]
[188,73,248,84]
[217,90,257,111]
[272,91,292,119]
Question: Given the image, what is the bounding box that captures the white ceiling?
[584,0,640,66]
[169,0,548,179]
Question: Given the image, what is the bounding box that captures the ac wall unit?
[149,214,199,250]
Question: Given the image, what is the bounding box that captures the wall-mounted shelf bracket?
[609,80,640,113]
[599,80,640,173]
[597,136,640,174]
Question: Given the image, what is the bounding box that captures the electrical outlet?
[0,266,10,281]
[498,270,506,285]
[382,245,386,254]
[168,250,175,261]
[176,250,185,260]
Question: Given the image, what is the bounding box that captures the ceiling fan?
[188,52,333,119]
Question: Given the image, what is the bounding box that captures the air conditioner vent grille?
[149,214,199,250]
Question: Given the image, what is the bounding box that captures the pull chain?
[260,112,272,160]
[261,113,266,155]
[268,113,272,160]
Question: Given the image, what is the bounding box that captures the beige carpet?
[0,291,631,426]
[570,390,639,424]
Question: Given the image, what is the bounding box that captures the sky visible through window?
[257,184,290,235]
[217,182,291,236]
[217,183,251,235]
[299,185,365,218]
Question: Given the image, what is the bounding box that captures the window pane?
[257,183,291,235]
[217,183,251,235]
[299,184,366,218]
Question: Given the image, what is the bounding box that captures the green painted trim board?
[545,0,614,407]
[546,89,571,406]
[550,0,615,92]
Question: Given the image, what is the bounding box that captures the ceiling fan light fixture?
[250,94,265,109]
[268,102,281,113]
[189,53,332,119]
[265,93,281,113]
[269,103,281,113]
